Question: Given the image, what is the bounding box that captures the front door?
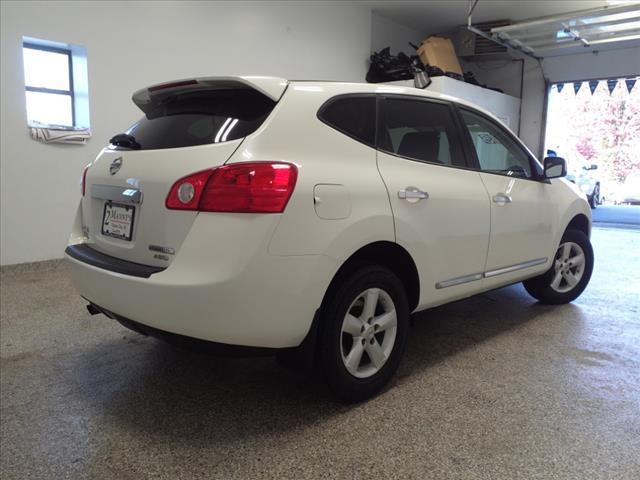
[458,108,556,288]
[376,96,491,308]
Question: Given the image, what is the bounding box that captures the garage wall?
[371,11,425,54]
[0,1,372,265]
[464,45,640,157]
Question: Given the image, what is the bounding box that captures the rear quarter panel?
[226,84,395,261]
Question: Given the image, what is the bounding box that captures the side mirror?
[543,156,566,179]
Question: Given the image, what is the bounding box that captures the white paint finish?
[65,80,592,347]
[83,140,242,267]
[377,151,491,308]
[241,83,395,259]
[66,214,339,348]
[0,0,372,265]
[132,76,289,111]
[313,184,352,220]
[478,173,557,288]
[370,11,425,54]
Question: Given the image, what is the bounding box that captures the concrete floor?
[1,227,639,479]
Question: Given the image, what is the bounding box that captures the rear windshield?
[111,89,276,150]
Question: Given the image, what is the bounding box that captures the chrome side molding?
[436,257,548,289]
[484,257,548,278]
[91,184,143,204]
[436,273,483,289]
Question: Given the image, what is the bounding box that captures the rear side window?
[318,96,376,146]
[111,89,275,150]
[379,97,466,168]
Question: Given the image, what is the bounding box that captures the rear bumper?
[90,303,280,356]
[66,244,165,278]
[66,215,339,349]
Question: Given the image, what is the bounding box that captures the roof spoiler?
[132,76,289,115]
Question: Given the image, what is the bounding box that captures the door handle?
[492,193,512,204]
[398,187,429,201]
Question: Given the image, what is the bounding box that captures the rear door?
[376,96,491,308]
[82,83,280,267]
[457,107,556,288]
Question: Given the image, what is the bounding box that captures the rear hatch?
[81,76,287,267]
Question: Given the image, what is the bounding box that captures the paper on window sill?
[29,123,91,145]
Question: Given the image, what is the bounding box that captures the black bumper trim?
[65,244,166,278]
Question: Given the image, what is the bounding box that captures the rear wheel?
[319,266,409,402]
[523,229,594,304]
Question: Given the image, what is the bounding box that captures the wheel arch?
[321,241,420,314]
[566,213,591,238]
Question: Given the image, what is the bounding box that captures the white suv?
[66,76,594,401]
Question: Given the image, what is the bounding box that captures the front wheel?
[523,229,594,304]
[319,266,409,402]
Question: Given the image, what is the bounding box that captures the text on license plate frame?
[101,201,136,241]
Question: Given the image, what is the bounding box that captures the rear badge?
[109,157,123,175]
[149,244,175,255]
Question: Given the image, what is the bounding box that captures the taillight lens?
[81,164,90,196]
[166,162,297,213]
[165,169,214,210]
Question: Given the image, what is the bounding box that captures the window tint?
[461,109,533,179]
[379,98,466,167]
[319,96,376,146]
[113,89,275,150]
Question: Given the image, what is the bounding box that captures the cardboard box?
[417,36,463,76]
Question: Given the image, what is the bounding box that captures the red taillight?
[166,162,297,213]
[165,169,214,210]
[81,164,90,196]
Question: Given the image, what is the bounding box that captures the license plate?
[102,202,135,241]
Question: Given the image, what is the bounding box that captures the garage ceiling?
[491,3,640,56]
[369,0,640,55]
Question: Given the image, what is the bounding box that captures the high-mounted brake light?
[81,164,90,196]
[166,162,297,213]
[148,79,198,92]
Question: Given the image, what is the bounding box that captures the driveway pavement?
[592,204,640,228]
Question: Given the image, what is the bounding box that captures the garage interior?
[1,1,639,478]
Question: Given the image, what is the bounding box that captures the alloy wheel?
[550,242,586,293]
[340,288,397,378]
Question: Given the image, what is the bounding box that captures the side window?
[379,97,466,168]
[319,96,376,146]
[461,109,533,179]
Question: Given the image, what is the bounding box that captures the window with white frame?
[22,37,90,130]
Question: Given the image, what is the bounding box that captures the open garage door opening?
[544,75,640,208]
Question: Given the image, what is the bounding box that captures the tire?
[523,229,594,304]
[319,266,409,402]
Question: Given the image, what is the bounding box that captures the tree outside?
[545,76,640,199]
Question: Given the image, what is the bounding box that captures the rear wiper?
[110,133,141,150]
